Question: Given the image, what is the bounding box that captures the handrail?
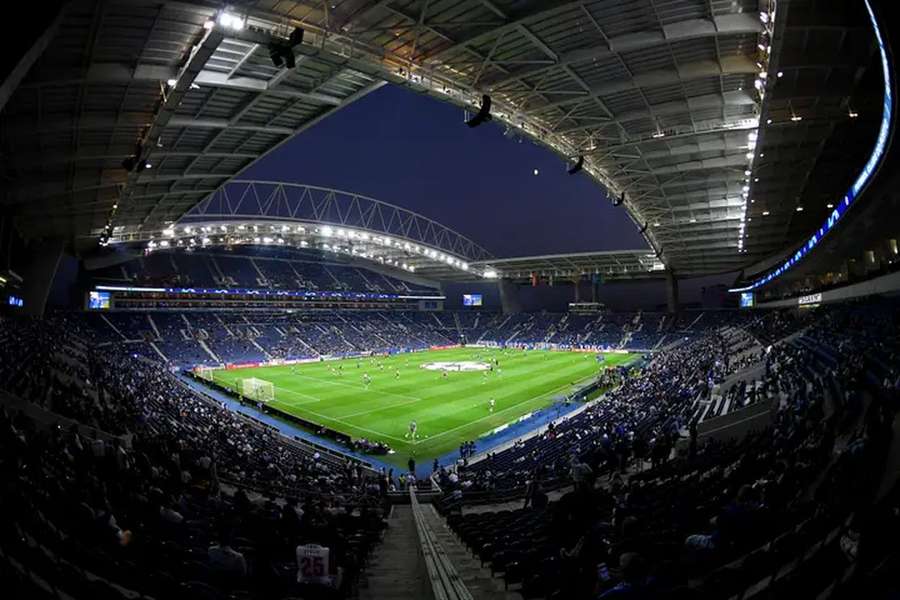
[409,488,473,600]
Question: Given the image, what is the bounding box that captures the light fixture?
[826,203,834,209]
[796,206,804,212]
[216,11,245,30]
[762,211,770,216]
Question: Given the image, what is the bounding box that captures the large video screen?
[88,291,111,310]
[462,293,483,307]
[739,292,755,308]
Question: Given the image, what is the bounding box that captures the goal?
[238,377,275,403]
[194,366,216,382]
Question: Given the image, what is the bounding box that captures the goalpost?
[194,366,216,382]
[237,377,275,403]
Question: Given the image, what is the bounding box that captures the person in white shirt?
[296,543,332,585]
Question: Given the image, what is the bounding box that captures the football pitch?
[208,347,637,466]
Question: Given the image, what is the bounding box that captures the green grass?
[209,347,636,466]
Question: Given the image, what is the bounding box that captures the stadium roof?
[116,180,496,281]
[0,0,888,282]
[116,180,664,282]
[473,250,666,282]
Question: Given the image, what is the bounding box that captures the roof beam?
[20,62,344,106]
[553,90,757,133]
[193,70,343,106]
[9,150,260,169]
[587,119,758,155]
[650,153,750,175]
[528,56,758,113]
[424,0,583,62]
[166,117,295,136]
[484,14,762,89]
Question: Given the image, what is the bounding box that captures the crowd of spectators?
[0,316,388,600]
[2,296,899,600]
[438,298,900,600]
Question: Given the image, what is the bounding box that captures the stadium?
[1,1,900,599]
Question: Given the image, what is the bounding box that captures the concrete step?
[421,505,526,600]
[359,506,431,600]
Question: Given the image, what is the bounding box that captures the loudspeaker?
[288,27,304,48]
[567,156,583,175]
[466,95,492,128]
[269,43,296,69]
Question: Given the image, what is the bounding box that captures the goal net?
[238,377,275,403]
[194,366,216,382]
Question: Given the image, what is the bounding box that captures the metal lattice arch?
[188,181,493,262]
[112,180,495,281]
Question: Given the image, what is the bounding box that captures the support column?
[666,269,679,314]
[498,280,522,314]
[20,237,66,316]
[572,277,581,303]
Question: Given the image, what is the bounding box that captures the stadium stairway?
[420,505,525,600]
[359,505,431,600]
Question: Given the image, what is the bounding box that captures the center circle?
[421,361,491,372]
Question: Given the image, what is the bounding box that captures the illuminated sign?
[731,0,893,293]
[88,291,111,310]
[798,293,822,306]
[94,285,444,302]
[462,293,483,306]
[739,292,755,308]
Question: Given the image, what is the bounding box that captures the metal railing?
[409,488,473,600]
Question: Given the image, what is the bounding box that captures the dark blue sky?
[242,85,646,258]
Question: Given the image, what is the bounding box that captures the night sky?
[242,85,647,258]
